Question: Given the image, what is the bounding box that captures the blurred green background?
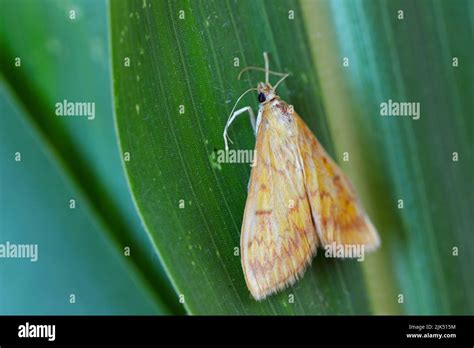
[0,0,472,315]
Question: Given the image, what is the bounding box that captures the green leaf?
[0,78,160,314]
[0,0,180,314]
[110,0,374,314]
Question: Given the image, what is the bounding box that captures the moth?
[223,53,380,301]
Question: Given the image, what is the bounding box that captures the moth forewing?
[295,113,381,251]
[240,101,319,301]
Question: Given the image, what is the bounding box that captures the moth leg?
[223,106,256,151]
[248,107,256,133]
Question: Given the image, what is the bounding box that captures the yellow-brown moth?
[224,53,380,301]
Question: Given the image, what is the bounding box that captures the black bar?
[0,315,472,345]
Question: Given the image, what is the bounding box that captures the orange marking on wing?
[255,209,272,215]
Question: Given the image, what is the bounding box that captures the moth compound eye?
[258,92,266,103]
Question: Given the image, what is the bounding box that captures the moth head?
[257,82,277,104]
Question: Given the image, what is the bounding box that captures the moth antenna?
[263,51,269,84]
[223,87,258,151]
[237,67,287,81]
[273,73,290,90]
